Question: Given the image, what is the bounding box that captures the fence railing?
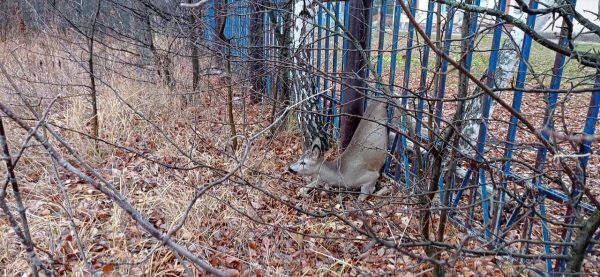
[204,0,599,274]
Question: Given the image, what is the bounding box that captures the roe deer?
[288,98,390,201]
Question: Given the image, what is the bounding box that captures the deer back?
[340,99,389,172]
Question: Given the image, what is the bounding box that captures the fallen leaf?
[102,264,114,273]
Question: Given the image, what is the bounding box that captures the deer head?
[288,139,323,176]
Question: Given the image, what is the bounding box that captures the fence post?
[340,0,371,149]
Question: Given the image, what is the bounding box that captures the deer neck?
[315,160,344,186]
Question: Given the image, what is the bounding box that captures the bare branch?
[180,0,211,8]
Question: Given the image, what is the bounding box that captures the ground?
[0,32,599,276]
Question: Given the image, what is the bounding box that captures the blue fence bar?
[204,0,216,42]
[375,0,388,91]
[340,2,350,108]
[579,74,600,173]
[208,0,600,274]
[466,0,505,242]
[525,0,575,271]
[395,0,418,185]
[433,8,454,131]
[463,0,481,78]
[332,2,342,130]
[364,1,375,87]
[324,2,332,123]
[316,6,323,96]
[573,72,600,264]
[414,1,435,138]
[498,0,539,252]
[384,0,403,174]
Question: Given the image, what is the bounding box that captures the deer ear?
[310,145,321,160]
[310,140,322,159]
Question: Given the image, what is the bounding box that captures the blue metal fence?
[307,1,599,274]
[201,1,251,59]
[206,0,599,274]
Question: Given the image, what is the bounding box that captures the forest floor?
[0,35,599,276]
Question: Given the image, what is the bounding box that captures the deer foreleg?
[299,178,320,198]
[358,172,379,201]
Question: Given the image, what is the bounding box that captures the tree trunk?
[290,0,330,151]
[88,39,98,141]
[214,0,227,70]
[138,1,174,90]
[187,0,202,104]
[225,45,238,151]
[565,209,600,274]
[458,12,526,156]
[136,1,155,71]
[265,2,289,136]
[340,0,371,149]
[87,1,102,152]
[216,1,237,151]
